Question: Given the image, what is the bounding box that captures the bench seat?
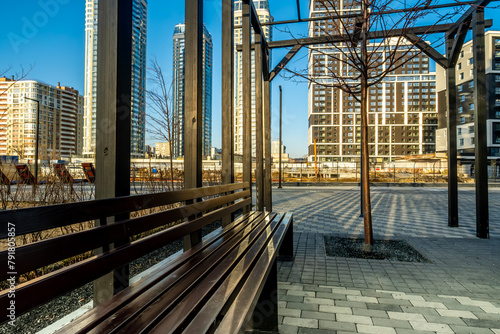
[57,211,293,334]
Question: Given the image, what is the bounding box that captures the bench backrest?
[0,182,250,319]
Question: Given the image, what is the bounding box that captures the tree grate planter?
[324,236,431,263]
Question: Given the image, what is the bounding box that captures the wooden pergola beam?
[405,33,449,68]
[269,45,302,82]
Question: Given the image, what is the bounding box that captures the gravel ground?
[324,236,431,262]
[0,221,222,334]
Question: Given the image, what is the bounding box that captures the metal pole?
[360,155,363,217]
[414,162,416,183]
[446,36,459,227]
[300,162,302,183]
[278,85,283,188]
[337,162,339,183]
[221,0,234,226]
[242,0,252,211]
[25,97,40,181]
[394,163,396,183]
[314,139,317,180]
[473,8,489,238]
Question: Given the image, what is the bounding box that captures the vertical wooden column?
[255,34,264,211]
[446,36,459,228]
[264,72,272,212]
[242,1,252,212]
[473,9,489,238]
[222,0,235,226]
[184,0,203,248]
[94,0,133,305]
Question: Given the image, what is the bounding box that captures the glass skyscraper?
[83,0,147,158]
[172,23,213,158]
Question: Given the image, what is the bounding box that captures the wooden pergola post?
[222,0,235,226]
[446,35,459,228]
[473,8,489,238]
[94,0,133,305]
[242,0,252,212]
[255,33,264,211]
[184,0,203,248]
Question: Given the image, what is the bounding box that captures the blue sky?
[1,1,500,158]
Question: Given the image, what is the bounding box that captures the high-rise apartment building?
[172,23,213,158]
[0,77,83,160]
[308,1,437,163]
[234,0,273,156]
[83,0,147,158]
[436,31,500,161]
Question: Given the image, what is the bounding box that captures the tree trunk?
[361,0,373,247]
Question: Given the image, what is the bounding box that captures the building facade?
[234,0,273,156]
[436,30,500,161]
[0,77,83,160]
[172,23,213,158]
[308,1,437,163]
[83,0,147,158]
[155,142,171,158]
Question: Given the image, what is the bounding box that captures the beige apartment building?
[308,1,438,163]
[0,77,83,161]
[436,30,500,161]
[155,142,171,158]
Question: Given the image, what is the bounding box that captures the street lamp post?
[24,96,40,181]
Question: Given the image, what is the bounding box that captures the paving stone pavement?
[272,186,500,334]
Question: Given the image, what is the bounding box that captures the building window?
[468,58,473,65]
[469,81,474,88]
[461,116,466,124]
[470,103,474,110]
[459,138,464,146]
[493,123,500,144]
[458,84,463,92]
[458,106,463,113]
[458,128,462,135]
[459,73,464,80]
[458,63,462,70]
[460,95,466,102]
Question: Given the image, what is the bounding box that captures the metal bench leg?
[252,260,278,333]
[278,218,294,261]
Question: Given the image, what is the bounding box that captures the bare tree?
[146,58,180,190]
[284,0,461,249]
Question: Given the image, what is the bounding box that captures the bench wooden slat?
[90,213,276,334]
[180,213,288,334]
[149,213,285,334]
[0,190,250,281]
[0,182,249,238]
[214,215,293,334]
[0,198,251,316]
[55,211,262,334]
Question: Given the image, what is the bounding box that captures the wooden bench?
[0,182,293,333]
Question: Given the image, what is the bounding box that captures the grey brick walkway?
[273,187,500,334]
